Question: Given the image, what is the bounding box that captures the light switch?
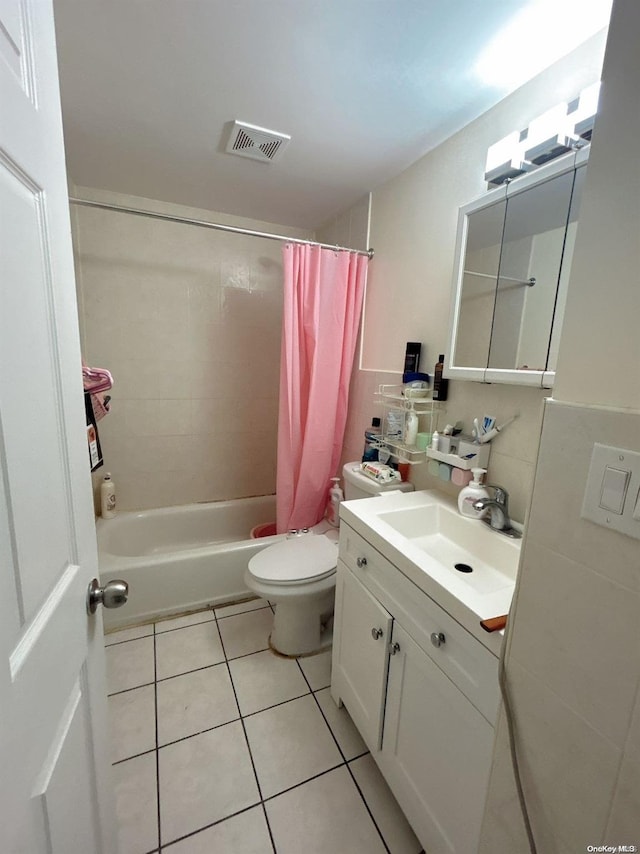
[599,466,630,514]
[582,443,640,540]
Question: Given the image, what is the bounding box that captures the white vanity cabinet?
[331,522,499,854]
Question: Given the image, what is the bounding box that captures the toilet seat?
[248,535,338,585]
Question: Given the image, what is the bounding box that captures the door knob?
[87,578,129,615]
[371,627,383,640]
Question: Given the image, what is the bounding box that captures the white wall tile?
[500,660,622,851]
[75,194,292,510]
[526,400,640,592]
[509,540,640,747]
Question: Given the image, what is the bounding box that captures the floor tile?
[155,620,224,680]
[266,765,386,854]
[350,754,422,853]
[161,805,272,853]
[229,649,309,716]
[112,752,159,854]
[215,597,270,618]
[159,720,260,845]
[298,649,332,691]
[315,688,367,761]
[108,684,156,763]
[155,609,215,633]
[217,608,274,660]
[105,624,154,646]
[157,663,238,746]
[106,636,155,695]
[244,694,342,799]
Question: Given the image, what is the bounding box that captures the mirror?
[447,148,588,387]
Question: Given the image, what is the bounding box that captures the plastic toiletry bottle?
[433,354,449,401]
[431,430,440,451]
[362,418,382,462]
[326,477,343,528]
[101,472,116,519]
[457,468,489,519]
[404,408,418,446]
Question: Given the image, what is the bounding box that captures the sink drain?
[454,562,473,573]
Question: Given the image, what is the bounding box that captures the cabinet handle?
[389,641,401,655]
[356,556,368,568]
[371,627,383,640]
[430,631,446,648]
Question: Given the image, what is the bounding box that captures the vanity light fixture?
[523,103,578,165]
[484,129,532,186]
[570,81,601,140]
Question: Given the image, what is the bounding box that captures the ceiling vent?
[225,121,291,163]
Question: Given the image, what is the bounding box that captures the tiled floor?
[105,598,423,854]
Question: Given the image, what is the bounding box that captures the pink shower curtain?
[276,244,367,533]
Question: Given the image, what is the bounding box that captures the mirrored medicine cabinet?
[446,146,589,388]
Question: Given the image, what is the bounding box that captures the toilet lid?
[249,535,338,584]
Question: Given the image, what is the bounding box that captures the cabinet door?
[331,563,392,751]
[379,623,494,854]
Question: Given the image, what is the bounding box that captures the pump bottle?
[457,468,489,519]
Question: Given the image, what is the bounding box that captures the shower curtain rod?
[68,197,374,260]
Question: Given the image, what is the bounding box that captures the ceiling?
[52,0,611,230]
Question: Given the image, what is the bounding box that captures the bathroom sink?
[340,489,522,646]
[376,502,516,595]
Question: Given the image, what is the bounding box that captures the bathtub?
[96,495,281,630]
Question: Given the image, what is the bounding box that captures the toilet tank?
[342,462,414,501]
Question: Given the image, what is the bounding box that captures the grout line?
[112,746,157,766]
[213,609,278,854]
[260,761,346,805]
[155,660,228,684]
[104,632,155,647]
[107,680,155,698]
[159,802,263,851]
[295,660,392,854]
[154,616,217,635]
[215,605,272,621]
[153,625,162,851]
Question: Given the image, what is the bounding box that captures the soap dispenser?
[457,468,489,519]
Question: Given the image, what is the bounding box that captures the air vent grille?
[226,121,291,163]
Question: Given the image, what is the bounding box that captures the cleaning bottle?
[457,467,489,519]
[101,472,116,519]
[326,477,343,528]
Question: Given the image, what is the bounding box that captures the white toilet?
[245,462,414,656]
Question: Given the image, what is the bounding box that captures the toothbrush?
[476,414,520,444]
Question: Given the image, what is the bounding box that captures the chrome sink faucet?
[473,485,521,538]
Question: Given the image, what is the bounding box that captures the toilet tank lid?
[342,462,414,495]
[249,535,338,583]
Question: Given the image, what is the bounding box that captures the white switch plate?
[582,443,640,539]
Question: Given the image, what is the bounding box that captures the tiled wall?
[73,189,312,511]
[479,401,640,851]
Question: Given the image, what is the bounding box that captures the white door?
[0,2,117,853]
